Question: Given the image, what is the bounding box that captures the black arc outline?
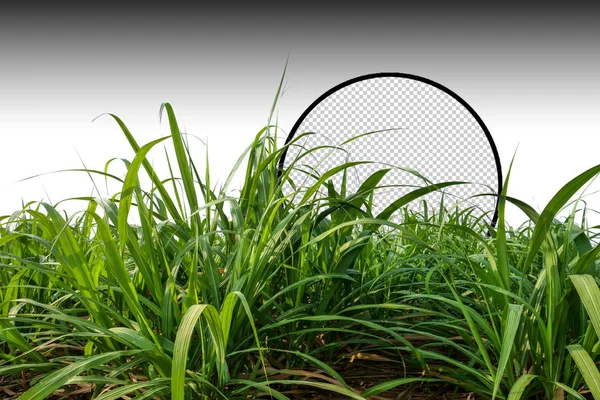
[277,72,503,228]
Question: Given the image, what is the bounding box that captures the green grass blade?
[495,153,517,291]
[348,168,390,209]
[507,374,536,400]
[267,56,287,126]
[220,292,238,348]
[230,379,289,400]
[117,136,169,254]
[93,379,170,400]
[375,181,466,223]
[552,381,587,400]
[0,319,47,363]
[172,304,225,400]
[493,304,523,399]
[238,379,366,400]
[19,350,140,400]
[522,163,600,276]
[505,196,540,222]
[299,161,370,204]
[570,274,600,340]
[172,304,208,400]
[38,203,110,327]
[572,241,600,276]
[96,113,183,224]
[108,327,158,352]
[567,344,600,399]
[160,103,201,233]
[90,213,163,356]
[362,377,438,397]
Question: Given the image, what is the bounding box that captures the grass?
[2,72,600,399]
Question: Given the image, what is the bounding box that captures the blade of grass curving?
[361,378,440,398]
[172,304,225,400]
[18,350,141,400]
[258,274,355,312]
[299,161,370,204]
[222,125,271,195]
[0,320,47,363]
[0,363,58,375]
[443,223,508,295]
[220,291,238,348]
[37,203,111,328]
[570,274,600,339]
[315,231,373,315]
[160,103,201,234]
[89,213,165,362]
[99,196,163,303]
[260,314,428,372]
[263,348,352,391]
[268,56,287,126]
[108,327,159,352]
[346,168,391,212]
[203,141,213,240]
[301,218,433,253]
[230,380,289,400]
[181,235,200,313]
[128,386,170,400]
[117,136,170,254]
[495,153,517,291]
[505,196,540,223]
[95,113,183,224]
[133,185,164,303]
[374,181,467,224]
[507,374,536,400]
[543,238,560,379]
[221,291,270,390]
[552,381,587,400]
[18,168,123,185]
[522,163,600,277]
[567,344,600,399]
[433,280,498,379]
[163,147,186,218]
[65,376,127,386]
[236,379,366,400]
[572,240,600,275]
[416,348,494,391]
[93,379,170,400]
[493,304,523,399]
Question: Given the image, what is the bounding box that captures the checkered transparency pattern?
[281,76,499,224]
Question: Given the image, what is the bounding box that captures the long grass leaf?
[117,136,169,254]
[19,350,140,400]
[160,103,201,233]
[93,379,170,400]
[495,153,516,291]
[567,344,600,399]
[493,304,523,399]
[375,181,466,223]
[90,213,164,359]
[96,113,183,223]
[570,274,600,340]
[507,374,536,400]
[172,304,225,400]
[362,377,439,397]
[523,163,600,276]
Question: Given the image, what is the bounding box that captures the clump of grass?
[2,73,600,399]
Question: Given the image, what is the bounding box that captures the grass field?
[2,77,600,399]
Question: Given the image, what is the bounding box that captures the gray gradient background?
[1,10,599,226]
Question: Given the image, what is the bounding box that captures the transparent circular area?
[280,75,500,226]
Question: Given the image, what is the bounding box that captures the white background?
[1,11,599,228]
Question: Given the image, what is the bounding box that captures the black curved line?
[277,72,503,228]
